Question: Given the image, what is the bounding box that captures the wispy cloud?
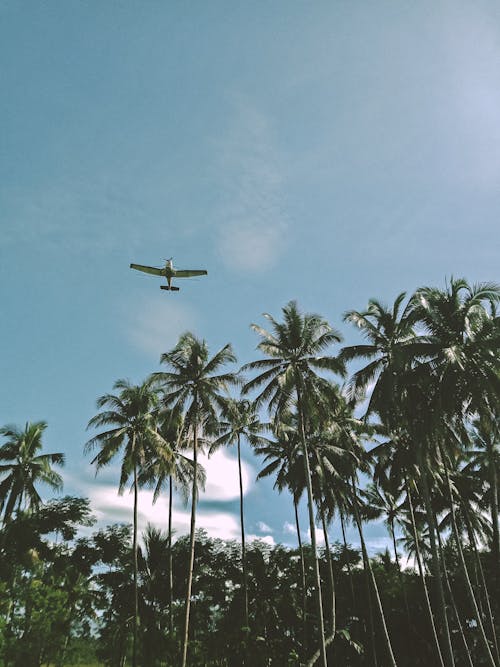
[123,293,197,359]
[87,484,241,541]
[247,534,275,547]
[257,520,273,533]
[213,98,289,272]
[71,448,255,540]
[283,521,296,535]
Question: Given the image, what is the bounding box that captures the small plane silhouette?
[130,258,207,291]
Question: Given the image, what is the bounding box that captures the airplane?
[130,258,207,291]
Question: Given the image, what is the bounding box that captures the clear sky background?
[2,1,500,553]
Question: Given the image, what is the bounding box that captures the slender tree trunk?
[405,478,445,667]
[363,553,378,667]
[351,477,397,667]
[417,448,456,667]
[389,517,414,666]
[168,474,173,637]
[340,510,356,610]
[181,420,198,667]
[465,516,500,665]
[440,446,497,667]
[435,519,474,667]
[486,437,500,569]
[133,459,139,667]
[294,497,308,657]
[237,435,249,631]
[320,511,336,636]
[296,387,328,667]
[389,516,412,630]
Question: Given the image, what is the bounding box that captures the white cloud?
[283,521,296,535]
[213,98,289,272]
[124,294,196,358]
[305,527,325,547]
[257,521,273,533]
[82,482,241,541]
[247,534,275,547]
[203,449,253,501]
[72,448,255,540]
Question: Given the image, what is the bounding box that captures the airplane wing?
[174,269,208,278]
[130,263,165,276]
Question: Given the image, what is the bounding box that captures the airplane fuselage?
[162,259,179,290]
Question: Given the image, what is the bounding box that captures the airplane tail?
[161,285,180,292]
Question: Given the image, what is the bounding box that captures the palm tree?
[371,434,446,667]
[155,332,238,667]
[254,412,309,655]
[313,396,399,667]
[85,377,167,667]
[409,278,500,667]
[341,290,457,667]
[0,421,64,524]
[209,398,269,632]
[242,300,344,667]
[139,407,205,638]
[341,292,420,423]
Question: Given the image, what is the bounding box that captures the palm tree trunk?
[464,515,500,665]
[440,445,497,667]
[133,458,139,667]
[340,510,356,610]
[237,435,249,631]
[389,516,413,659]
[294,497,308,657]
[181,421,198,667]
[168,474,173,637]
[405,477,445,667]
[320,511,336,636]
[486,437,500,569]
[351,476,397,667]
[296,387,328,667]
[417,448,456,667]
[435,519,474,667]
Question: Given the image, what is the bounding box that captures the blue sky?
[2,1,500,553]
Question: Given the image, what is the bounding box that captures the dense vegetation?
[1,278,499,666]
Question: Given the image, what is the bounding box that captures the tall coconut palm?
[242,300,344,667]
[0,421,64,524]
[85,378,167,667]
[254,412,309,654]
[409,278,500,420]
[312,395,399,667]
[209,398,270,631]
[341,292,420,422]
[155,332,238,667]
[409,279,500,667]
[341,290,457,667]
[139,407,205,638]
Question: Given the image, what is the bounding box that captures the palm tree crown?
[0,421,64,524]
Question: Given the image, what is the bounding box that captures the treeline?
[1,277,500,666]
[2,510,497,666]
